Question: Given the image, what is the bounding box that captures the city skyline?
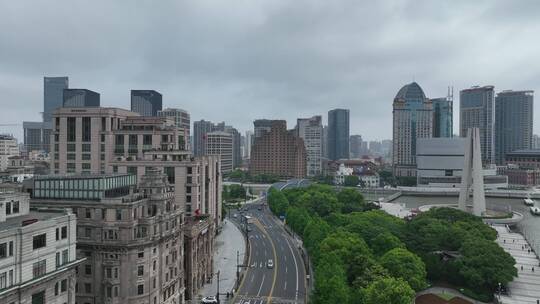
[3,1,540,141]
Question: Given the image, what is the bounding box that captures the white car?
[201,296,218,304]
[530,206,540,216]
[524,198,535,206]
[267,259,274,269]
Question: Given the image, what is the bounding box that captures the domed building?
[392,82,433,177]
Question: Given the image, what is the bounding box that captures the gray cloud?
[1,0,540,141]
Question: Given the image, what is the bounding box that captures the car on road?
[201,296,218,304]
[267,259,274,268]
[258,206,262,211]
[524,198,535,206]
[233,213,237,218]
[531,206,540,216]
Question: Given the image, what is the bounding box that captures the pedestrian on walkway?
[504,239,506,243]
[521,265,524,271]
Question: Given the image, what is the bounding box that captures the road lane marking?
[285,266,287,274]
[285,235,300,301]
[257,274,266,297]
[284,281,287,291]
[254,219,278,304]
[251,275,255,283]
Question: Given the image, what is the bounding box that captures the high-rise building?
[250,120,307,179]
[369,141,382,155]
[327,109,350,160]
[50,107,139,174]
[223,126,242,169]
[381,139,393,159]
[43,76,69,122]
[131,90,163,116]
[23,121,52,152]
[206,131,233,173]
[392,82,433,177]
[193,120,215,157]
[349,135,363,158]
[460,85,495,164]
[297,116,323,176]
[0,191,82,304]
[253,119,274,139]
[0,134,19,171]
[157,108,191,150]
[63,89,100,107]
[432,94,453,138]
[495,90,534,165]
[533,134,540,149]
[321,126,328,159]
[244,130,253,159]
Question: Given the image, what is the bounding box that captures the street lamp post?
[216,270,220,304]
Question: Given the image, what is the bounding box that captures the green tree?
[457,237,517,293]
[343,175,360,187]
[313,252,350,304]
[380,248,428,291]
[303,217,332,260]
[286,206,311,236]
[362,277,415,304]
[337,188,366,213]
[267,188,289,216]
[370,232,405,256]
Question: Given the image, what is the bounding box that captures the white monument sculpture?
[458,128,486,216]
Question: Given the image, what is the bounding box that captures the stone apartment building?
[50,107,139,174]
[30,170,191,304]
[0,191,82,304]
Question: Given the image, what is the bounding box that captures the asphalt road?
[230,201,307,304]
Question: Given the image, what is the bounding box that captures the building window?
[85,228,91,238]
[5,202,11,215]
[116,209,122,220]
[138,251,144,258]
[138,265,144,276]
[33,260,46,278]
[61,279,67,292]
[106,286,112,298]
[56,252,61,267]
[0,243,7,258]
[67,117,76,142]
[85,208,91,219]
[114,286,119,297]
[0,272,6,289]
[85,264,92,275]
[31,291,45,304]
[62,249,68,265]
[85,283,92,293]
[82,143,91,152]
[33,234,46,250]
[61,226,68,239]
[82,117,91,142]
[137,284,144,295]
[12,201,19,214]
[106,268,112,278]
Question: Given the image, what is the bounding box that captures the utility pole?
[216,270,220,304]
[236,250,240,286]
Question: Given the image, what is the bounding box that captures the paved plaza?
[494,225,540,304]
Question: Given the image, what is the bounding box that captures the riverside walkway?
[494,225,540,304]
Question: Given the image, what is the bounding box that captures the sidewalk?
[493,225,540,304]
[197,218,246,300]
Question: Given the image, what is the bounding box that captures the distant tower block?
[458,128,487,216]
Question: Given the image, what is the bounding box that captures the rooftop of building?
[460,85,495,92]
[394,82,426,101]
[34,173,133,180]
[53,107,138,116]
[497,90,534,95]
[506,149,540,156]
[0,207,69,231]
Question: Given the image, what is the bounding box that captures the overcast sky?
[2,0,540,142]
